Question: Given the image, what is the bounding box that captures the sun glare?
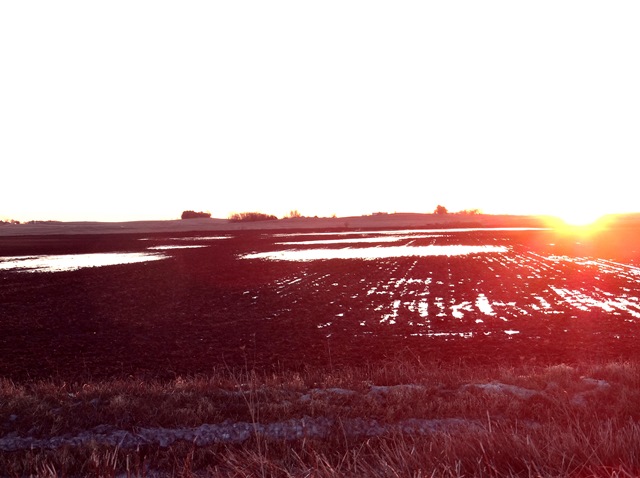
[560,211,603,227]
[539,206,611,233]
[547,208,616,235]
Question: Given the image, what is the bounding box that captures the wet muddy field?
[1,226,640,381]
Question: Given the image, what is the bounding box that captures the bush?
[181,211,211,220]
[228,212,278,222]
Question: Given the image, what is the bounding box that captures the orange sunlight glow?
[559,210,605,228]
[547,196,620,230]
[545,210,615,236]
[537,198,618,234]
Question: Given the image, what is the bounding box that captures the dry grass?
[3,358,640,477]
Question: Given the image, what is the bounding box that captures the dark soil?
[1,227,640,382]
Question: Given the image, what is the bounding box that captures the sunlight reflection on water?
[139,236,229,241]
[277,235,445,245]
[242,245,509,261]
[147,245,208,250]
[0,252,167,273]
[273,227,545,238]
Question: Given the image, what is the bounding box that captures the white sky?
[1,1,639,223]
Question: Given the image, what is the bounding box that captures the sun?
[559,210,604,227]
[547,207,616,235]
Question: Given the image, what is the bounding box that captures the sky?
[1,1,639,224]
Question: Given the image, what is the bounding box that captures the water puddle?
[171,236,229,241]
[147,245,208,250]
[409,330,519,338]
[475,294,496,316]
[139,236,229,241]
[277,235,432,245]
[451,301,474,319]
[272,227,545,238]
[0,252,167,273]
[242,245,508,261]
[410,331,475,339]
[551,286,640,318]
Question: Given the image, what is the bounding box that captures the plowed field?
[1,227,639,381]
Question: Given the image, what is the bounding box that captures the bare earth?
[1,215,640,381]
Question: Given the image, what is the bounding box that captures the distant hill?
[0,213,559,237]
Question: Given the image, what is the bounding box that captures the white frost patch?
[475,294,496,316]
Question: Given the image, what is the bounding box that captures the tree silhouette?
[285,210,302,218]
[181,210,211,219]
[228,212,278,222]
[434,205,448,215]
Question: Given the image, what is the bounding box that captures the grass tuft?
[3,359,640,476]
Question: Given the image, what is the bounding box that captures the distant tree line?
[284,210,302,219]
[181,210,305,222]
[228,212,278,222]
[0,219,20,225]
[433,205,481,215]
[181,210,212,219]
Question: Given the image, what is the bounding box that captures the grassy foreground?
[2,358,640,477]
